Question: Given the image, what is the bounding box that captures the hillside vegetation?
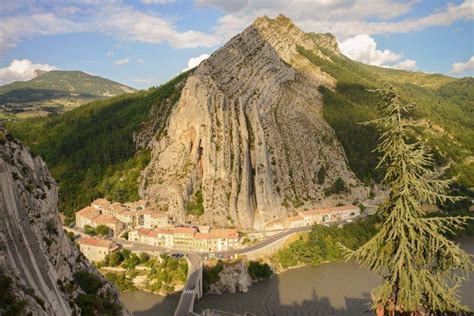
[0,70,135,118]
[6,72,190,222]
[298,43,474,186]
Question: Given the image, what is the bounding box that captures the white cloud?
[0,13,83,55]
[0,59,59,85]
[450,56,474,75]
[208,0,472,42]
[137,58,144,63]
[0,0,471,59]
[106,50,114,56]
[114,57,130,65]
[182,54,210,72]
[96,6,219,48]
[392,59,417,71]
[339,35,400,66]
[339,35,417,71]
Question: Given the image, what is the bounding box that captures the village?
[74,198,362,263]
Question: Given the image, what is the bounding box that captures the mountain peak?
[252,14,340,55]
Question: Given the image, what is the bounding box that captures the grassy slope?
[0,71,137,118]
[6,71,190,221]
[0,70,135,98]
[298,44,474,186]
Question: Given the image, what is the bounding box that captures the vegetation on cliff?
[99,252,188,295]
[7,71,190,221]
[274,217,379,269]
[73,271,122,316]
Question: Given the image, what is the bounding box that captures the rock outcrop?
[140,15,368,229]
[207,261,253,295]
[0,127,127,315]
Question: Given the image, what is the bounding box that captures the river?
[121,236,474,315]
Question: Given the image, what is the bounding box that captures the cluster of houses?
[286,204,361,228]
[75,199,241,262]
[75,199,360,263]
[128,226,240,252]
[75,199,169,237]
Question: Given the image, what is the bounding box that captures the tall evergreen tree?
[344,85,473,313]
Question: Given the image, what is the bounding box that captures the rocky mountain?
[140,15,367,228]
[5,15,473,229]
[0,70,135,118]
[0,127,127,315]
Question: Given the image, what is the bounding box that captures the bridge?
[174,253,203,316]
[68,219,369,315]
[172,226,314,315]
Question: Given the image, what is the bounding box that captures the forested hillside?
[298,43,473,186]
[6,71,190,222]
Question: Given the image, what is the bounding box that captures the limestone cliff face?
[140,15,367,229]
[207,261,253,295]
[0,128,126,315]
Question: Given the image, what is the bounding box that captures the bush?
[247,261,273,280]
[324,177,349,196]
[95,225,111,237]
[84,225,96,236]
[0,271,26,315]
[187,189,204,217]
[274,216,379,269]
[73,271,103,294]
[317,166,326,184]
[105,273,136,292]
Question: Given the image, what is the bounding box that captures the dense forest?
[7,71,190,222]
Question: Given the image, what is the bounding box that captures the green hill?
[5,71,189,222]
[296,43,473,187]
[0,70,136,119]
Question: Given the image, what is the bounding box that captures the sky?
[0,0,473,89]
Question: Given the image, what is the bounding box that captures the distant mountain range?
[0,70,136,118]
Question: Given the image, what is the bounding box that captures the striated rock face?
[207,261,253,295]
[0,127,127,315]
[140,15,368,229]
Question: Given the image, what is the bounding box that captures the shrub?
[73,271,102,294]
[247,261,273,280]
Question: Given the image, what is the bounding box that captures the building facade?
[78,237,119,262]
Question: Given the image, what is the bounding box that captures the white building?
[78,237,119,263]
[299,205,360,226]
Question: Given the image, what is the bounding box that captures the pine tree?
[344,85,473,313]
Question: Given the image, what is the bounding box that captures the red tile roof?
[92,198,110,208]
[93,215,120,225]
[287,215,304,222]
[78,237,116,248]
[76,207,100,220]
[156,228,174,235]
[173,227,197,235]
[209,229,239,239]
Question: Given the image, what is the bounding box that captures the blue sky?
[0,0,472,88]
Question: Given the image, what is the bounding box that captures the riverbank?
[121,236,474,315]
